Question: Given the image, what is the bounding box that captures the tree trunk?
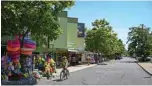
[47,36,50,49]
[19,30,29,73]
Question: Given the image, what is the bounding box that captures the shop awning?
[68,49,78,52]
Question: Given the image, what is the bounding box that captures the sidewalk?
[137,63,152,75]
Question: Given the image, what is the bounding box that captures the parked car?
[119,57,123,59]
[115,56,122,60]
[147,57,152,62]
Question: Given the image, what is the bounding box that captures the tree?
[2,1,75,72]
[2,1,74,47]
[85,29,97,52]
[85,19,125,59]
[127,24,152,61]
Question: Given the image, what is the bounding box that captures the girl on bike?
[62,56,69,75]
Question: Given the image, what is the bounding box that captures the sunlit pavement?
[37,57,152,85]
[138,63,152,75]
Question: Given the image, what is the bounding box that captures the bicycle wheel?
[65,70,68,79]
[60,70,65,80]
[66,69,70,76]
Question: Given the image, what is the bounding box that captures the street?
[38,57,152,85]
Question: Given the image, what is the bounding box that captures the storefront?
[68,49,79,66]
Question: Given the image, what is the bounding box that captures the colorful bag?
[7,46,20,52]
[23,44,36,48]
[24,39,36,45]
[7,40,20,47]
[21,51,32,55]
[10,55,20,59]
[7,50,20,55]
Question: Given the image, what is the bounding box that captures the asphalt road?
[37,57,152,85]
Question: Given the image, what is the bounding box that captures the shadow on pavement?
[143,76,151,78]
[119,61,137,63]
[53,79,63,82]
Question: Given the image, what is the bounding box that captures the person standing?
[87,55,91,66]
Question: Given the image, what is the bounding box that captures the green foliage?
[127,24,152,61]
[1,1,75,47]
[85,19,125,59]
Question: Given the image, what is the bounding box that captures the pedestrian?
[87,55,91,66]
[78,54,82,64]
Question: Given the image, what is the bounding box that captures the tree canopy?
[127,24,152,61]
[85,19,125,59]
[1,1,75,47]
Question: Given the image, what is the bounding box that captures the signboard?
[77,23,85,37]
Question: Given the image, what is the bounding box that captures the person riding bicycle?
[62,56,69,75]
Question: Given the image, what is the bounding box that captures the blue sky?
[65,1,152,49]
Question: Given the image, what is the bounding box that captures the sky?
[65,1,152,49]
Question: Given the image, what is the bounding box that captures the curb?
[137,62,152,76]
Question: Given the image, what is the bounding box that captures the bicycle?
[60,68,69,80]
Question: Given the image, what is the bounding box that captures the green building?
[67,17,78,52]
[36,11,80,53]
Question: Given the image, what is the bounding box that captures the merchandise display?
[1,36,37,85]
